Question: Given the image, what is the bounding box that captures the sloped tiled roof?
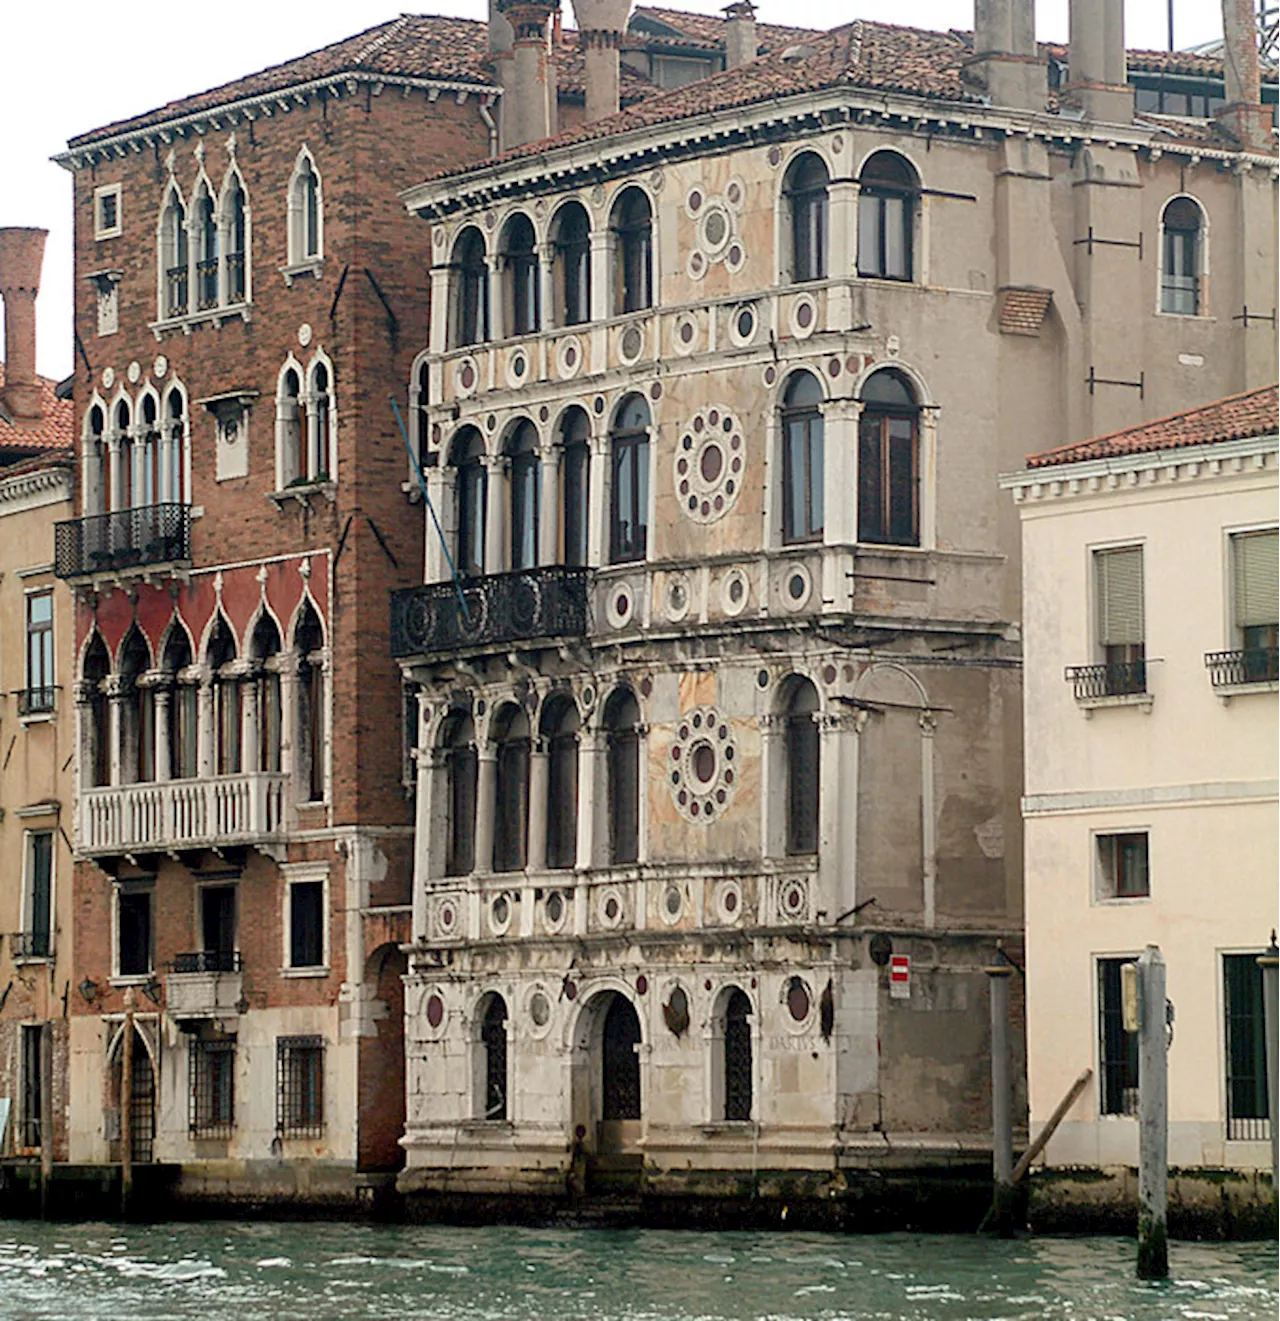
[1025,385,1280,468]
[630,6,820,53]
[0,365,75,459]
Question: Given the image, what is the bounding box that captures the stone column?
[635,722,651,864]
[576,724,602,869]
[107,436,124,513]
[105,676,126,787]
[589,228,611,324]
[919,710,938,929]
[539,443,561,566]
[483,455,508,574]
[277,653,300,785]
[527,737,549,872]
[241,670,261,775]
[587,433,610,567]
[539,241,556,331]
[197,670,216,779]
[411,740,441,941]
[474,743,498,874]
[153,685,172,783]
[817,711,858,922]
[758,713,785,859]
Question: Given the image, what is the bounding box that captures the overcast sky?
[1,0,1229,381]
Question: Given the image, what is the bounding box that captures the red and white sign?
[889,954,911,1000]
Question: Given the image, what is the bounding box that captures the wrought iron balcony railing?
[54,503,191,579]
[197,257,219,310]
[390,566,589,658]
[226,252,246,303]
[166,265,189,317]
[1205,648,1279,687]
[9,931,52,960]
[16,686,57,717]
[171,949,243,974]
[1065,661,1148,700]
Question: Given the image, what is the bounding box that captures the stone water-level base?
[1028,1166,1277,1240]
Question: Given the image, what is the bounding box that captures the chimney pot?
[570,0,634,123]
[0,227,48,424]
[723,0,758,69]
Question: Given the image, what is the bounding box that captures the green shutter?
[1233,529,1279,629]
[1095,546,1145,646]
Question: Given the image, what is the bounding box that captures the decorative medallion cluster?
[674,407,745,523]
[684,178,746,279]
[667,705,739,822]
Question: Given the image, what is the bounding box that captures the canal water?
[0,1220,1274,1320]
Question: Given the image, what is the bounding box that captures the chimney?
[570,0,634,124]
[723,0,758,69]
[0,227,48,424]
[488,0,514,54]
[967,0,1045,110]
[1215,0,1271,150]
[1065,0,1133,123]
[499,0,559,147]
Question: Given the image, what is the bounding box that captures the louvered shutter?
[1095,546,1145,646]
[1233,530,1279,629]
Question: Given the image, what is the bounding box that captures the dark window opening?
[202,885,237,959]
[555,202,592,325]
[785,679,820,857]
[454,227,490,348]
[507,420,540,572]
[481,996,508,1120]
[858,369,920,547]
[1098,957,1139,1116]
[289,881,324,968]
[1224,953,1271,1141]
[445,713,478,877]
[606,690,641,865]
[24,831,53,959]
[493,707,531,873]
[561,408,591,567]
[1161,197,1201,316]
[544,696,580,870]
[118,888,153,977]
[20,1025,43,1149]
[189,1037,235,1138]
[1097,833,1149,899]
[785,153,829,283]
[502,213,540,337]
[453,427,487,578]
[781,372,824,544]
[610,395,650,564]
[226,180,247,303]
[723,989,753,1121]
[277,1035,324,1137]
[602,995,642,1120]
[612,188,653,314]
[857,151,916,281]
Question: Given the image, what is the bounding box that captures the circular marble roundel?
[667,705,739,824]
[673,407,745,525]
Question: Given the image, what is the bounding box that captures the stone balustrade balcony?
[166,950,244,1023]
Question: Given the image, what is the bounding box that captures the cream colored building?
[1005,386,1278,1176]
[390,0,1276,1211]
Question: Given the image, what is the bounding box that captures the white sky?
[1,0,1230,381]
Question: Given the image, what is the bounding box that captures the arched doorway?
[357,943,408,1171]
[602,995,641,1123]
[110,1026,156,1164]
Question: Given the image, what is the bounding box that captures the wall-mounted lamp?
[141,976,163,1006]
[77,977,100,1004]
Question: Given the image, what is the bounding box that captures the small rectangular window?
[94,183,122,240]
[276,1035,325,1137]
[25,590,55,714]
[118,887,153,977]
[1224,953,1271,1141]
[201,885,237,963]
[23,831,54,958]
[189,1037,236,1138]
[1096,832,1149,899]
[1094,546,1146,693]
[289,881,325,968]
[1098,956,1139,1116]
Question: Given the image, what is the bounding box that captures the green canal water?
[0,1220,1274,1320]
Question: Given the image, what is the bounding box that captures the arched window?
[610,395,650,564]
[1161,197,1202,315]
[161,189,188,317]
[276,365,303,487]
[722,988,753,1121]
[451,428,487,578]
[858,368,920,547]
[207,616,240,776]
[560,407,591,567]
[85,404,107,517]
[501,213,540,337]
[288,151,323,264]
[857,151,916,281]
[784,152,829,283]
[163,625,197,781]
[507,420,540,571]
[111,399,132,512]
[453,227,490,348]
[414,360,431,471]
[251,613,283,774]
[784,678,819,856]
[223,174,247,303]
[295,602,326,802]
[442,710,478,876]
[307,358,333,481]
[162,387,186,504]
[780,371,824,544]
[611,188,653,314]
[541,694,579,869]
[138,394,160,509]
[479,994,508,1120]
[195,185,219,311]
[83,635,111,789]
[553,201,591,326]
[492,704,531,873]
[605,688,641,865]
[120,629,154,785]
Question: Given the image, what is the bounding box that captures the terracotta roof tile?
[998,287,1053,335]
[630,7,821,53]
[1025,384,1279,468]
[0,365,75,459]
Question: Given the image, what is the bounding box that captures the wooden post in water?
[1136,945,1168,1280]
[1259,934,1278,1190]
[985,962,1016,1236]
[120,989,135,1219]
[39,1021,53,1218]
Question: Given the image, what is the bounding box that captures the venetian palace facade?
[391,0,1276,1213]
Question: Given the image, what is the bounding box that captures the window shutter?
[1095,546,1145,646]
[1233,529,1279,629]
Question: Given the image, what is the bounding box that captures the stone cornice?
[0,463,73,514]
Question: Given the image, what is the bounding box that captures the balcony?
[1206,648,1279,689]
[80,772,287,856]
[16,686,57,717]
[391,566,589,659]
[166,951,243,1022]
[1065,661,1148,700]
[54,503,191,580]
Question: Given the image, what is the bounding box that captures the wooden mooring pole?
[1136,945,1169,1280]
[1259,935,1278,1191]
[985,962,1016,1236]
[120,989,135,1219]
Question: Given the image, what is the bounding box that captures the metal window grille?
[127,1037,156,1164]
[276,1036,325,1138]
[1224,954,1271,1142]
[189,1038,236,1138]
[723,991,753,1121]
